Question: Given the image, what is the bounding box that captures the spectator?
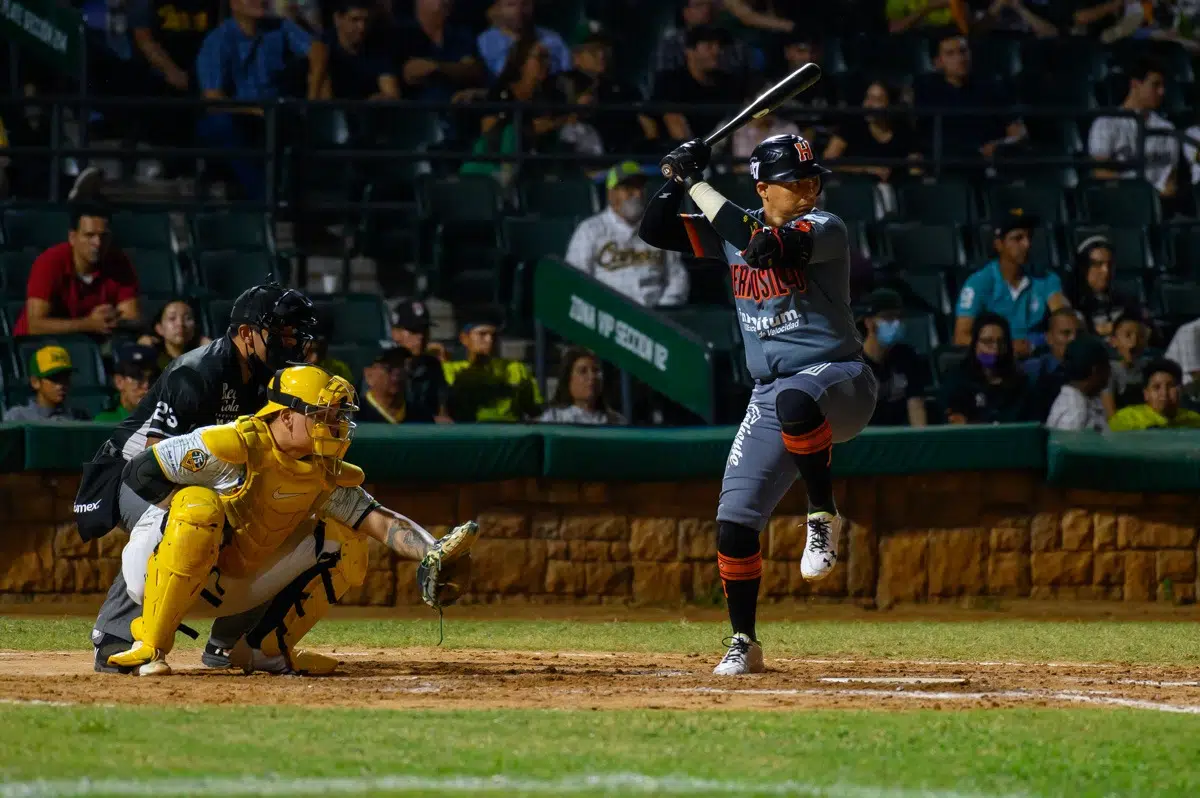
[94,345,161,424]
[1065,235,1145,337]
[324,0,399,99]
[913,34,1026,161]
[565,162,690,308]
[397,0,485,104]
[537,348,627,425]
[954,209,1068,356]
[444,313,542,422]
[940,312,1036,424]
[1110,358,1200,429]
[356,347,414,423]
[1165,316,1200,385]
[653,0,748,80]
[1104,315,1152,413]
[1024,307,1082,420]
[130,0,221,98]
[772,36,836,123]
[730,83,801,167]
[13,203,141,338]
[1046,335,1112,431]
[823,80,922,183]
[390,299,452,422]
[195,0,330,199]
[0,84,53,200]
[304,311,353,382]
[558,34,658,156]
[887,0,954,32]
[137,298,210,369]
[1087,59,1180,213]
[474,36,570,163]
[652,25,744,144]
[3,345,91,422]
[856,288,929,427]
[969,0,1062,36]
[476,0,570,79]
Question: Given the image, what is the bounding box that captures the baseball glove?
[416,520,479,610]
[740,221,814,270]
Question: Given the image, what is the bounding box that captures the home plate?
[819,677,969,685]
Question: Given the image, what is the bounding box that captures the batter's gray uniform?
[679,205,878,531]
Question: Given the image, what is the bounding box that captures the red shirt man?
[14,203,141,337]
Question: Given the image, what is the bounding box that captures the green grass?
[0,705,1198,797]
[4,616,1200,664]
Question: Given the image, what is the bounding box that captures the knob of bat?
[660,163,673,178]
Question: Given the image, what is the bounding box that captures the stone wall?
[1,471,1196,606]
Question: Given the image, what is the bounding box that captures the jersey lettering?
[730,263,807,301]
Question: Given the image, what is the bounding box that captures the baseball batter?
[639,134,878,675]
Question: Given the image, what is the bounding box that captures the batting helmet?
[749,134,831,184]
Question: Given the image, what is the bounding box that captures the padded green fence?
[1047,430,1200,493]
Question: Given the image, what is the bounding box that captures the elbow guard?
[123,448,175,505]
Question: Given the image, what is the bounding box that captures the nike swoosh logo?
[272,488,307,500]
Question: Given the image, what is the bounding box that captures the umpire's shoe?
[201,641,234,669]
[93,633,135,674]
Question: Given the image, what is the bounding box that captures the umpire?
[639,133,877,676]
[81,283,320,672]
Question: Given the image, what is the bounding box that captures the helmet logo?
[794,139,813,162]
[750,160,760,180]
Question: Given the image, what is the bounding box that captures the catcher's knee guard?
[250,521,367,659]
[139,487,225,652]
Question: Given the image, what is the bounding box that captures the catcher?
[107,364,477,676]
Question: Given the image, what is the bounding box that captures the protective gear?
[748,133,831,187]
[659,138,711,186]
[243,520,368,675]
[124,446,176,505]
[617,194,646,221]
[230,284,320,384]
[874,319,904,347]
[977,352,1000,369]
[417,521,480,609]
[108,487,225,668]
[256,365,358,466]
[202,416,357,578]
[740,223,814,271]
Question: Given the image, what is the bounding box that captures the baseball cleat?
[231,642,340,676]
[713,633,765,676]
[801,512,842,581]
[201,641,234,669]
[106,641,171,677]
[93,634,135,674]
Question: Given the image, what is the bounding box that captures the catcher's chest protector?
[217,416,333,578]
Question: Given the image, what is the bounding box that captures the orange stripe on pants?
[781,420,833,455]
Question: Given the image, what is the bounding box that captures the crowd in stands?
[2,0,1200,435]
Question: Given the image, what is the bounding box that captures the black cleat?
[201,641,234,669]
[93,634,135,675]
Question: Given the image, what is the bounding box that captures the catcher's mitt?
[416,520,478,610]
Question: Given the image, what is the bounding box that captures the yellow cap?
[30,345,73,378]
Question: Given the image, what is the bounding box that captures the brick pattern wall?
[1,472,1196,606]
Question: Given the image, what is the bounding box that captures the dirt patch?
[3,648,1200,713]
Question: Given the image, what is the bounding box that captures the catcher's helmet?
[749,133,831,184]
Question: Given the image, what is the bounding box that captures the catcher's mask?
[229,284,320,383]
[257,365,358,469]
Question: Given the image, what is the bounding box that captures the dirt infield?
[3,647,1200,714]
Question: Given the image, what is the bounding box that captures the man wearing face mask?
[565,161,690,307]
[857,289,928,427]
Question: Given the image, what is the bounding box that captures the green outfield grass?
[3,615,1200,664]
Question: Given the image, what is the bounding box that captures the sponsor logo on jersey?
[730,263,806,301]
[727,402,762,467]
[218,383,240,421]
[74,501,102,513]
[596,242,666,270]
[739,309,802,338]
[181,449,209,472]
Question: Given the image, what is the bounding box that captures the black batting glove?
[659,138,711,187]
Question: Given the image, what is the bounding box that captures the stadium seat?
[126,249,182,297]
[898,178,978,225]
[970,36,1021,79]
[519,176,599,218]
[986,182,1069,226]
[898,311,939,357]
[326,343,377,381]
[311,294,390,345]
[1166,224,1200,279]
[821,175,881,222]
[973,222,1059,271]
[934,344,968,380]
[503,216,580,266]
[5,299,25,333]
[195,251,280,298]
[1079,180,1160,227]
[2,208,69,251]
[0,250,37,297]
[1157,280,1200,323]
[14,335,106,388]
[884,224,966,270]
[1112,274,1147,307]
[1068,225,1152,272]
[190,211,274,254]
[419,175,504,223]
[888,269,952,316]
[110,212,174,251]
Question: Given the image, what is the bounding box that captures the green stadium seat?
[707,173,761,211]
[887,270,952,316]
[110,212,174,251]
[1157,280,1200,323]
[519,176,599,218]
[2,209,69,250]
[312,294,390,345]
[934,344,969,380]
[195,251,280,298]
[0,250,37,297]
[884,224,966,270]
[821,175,880,222]
[190,211,274,254]
[419,175,504,223]
[1079,180,1160,227]
[898,179,977,225]
[986,181,1069,226]
[5,299,25,333]
[974,222,1059,270]
[898,311,939,357]
[1068,224,1152,272]
[126,249,182,297]
[1166,224,1200,279]
[14,335,106,388]
[503,216,579,265]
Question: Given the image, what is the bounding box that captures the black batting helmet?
[749,133,831,184]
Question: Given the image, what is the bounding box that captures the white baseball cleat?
[801,512,842,581]
[712,633,765,676]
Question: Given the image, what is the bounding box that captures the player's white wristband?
[687,181,727,222]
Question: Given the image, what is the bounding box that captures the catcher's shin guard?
[137,487,225,653]
[248,521,367,668]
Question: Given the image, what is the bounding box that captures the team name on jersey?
[597,242,666,269]
[730,263,806,301]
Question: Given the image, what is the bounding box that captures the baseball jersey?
[565,207,690,307]
[680,207,862,381]
[955,260,1062,342]
[105,336,265,461]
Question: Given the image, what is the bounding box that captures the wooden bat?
[660,62,823,180]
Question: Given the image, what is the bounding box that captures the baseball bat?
[660,62,823,180]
